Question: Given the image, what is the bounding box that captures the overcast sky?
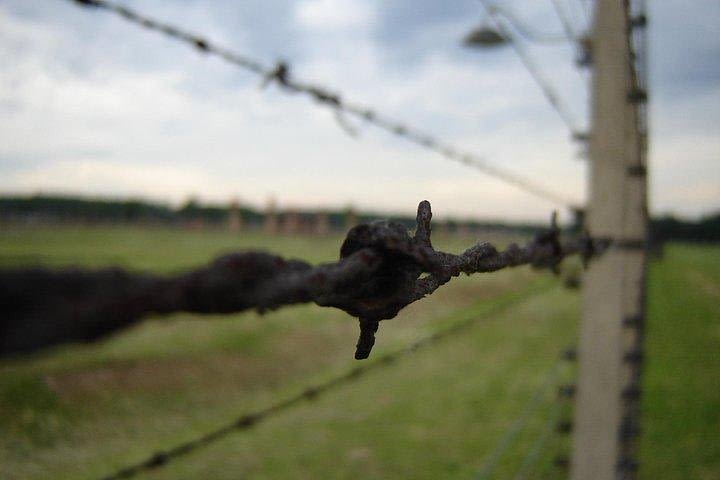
[0,0,718,221]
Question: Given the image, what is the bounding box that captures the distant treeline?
[0,196,271,227]
[0,195,544,234]
[1,195,717,241]
[651,213,720,243]
[0,195,259,225]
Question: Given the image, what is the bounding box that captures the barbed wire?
[550,0,581,40]
[479,0,585,140]
[513,348,576,480]
[475,349,570,479]
[0,200,609,360]
[510,398,564,480]
[66,0,576,207]
[96,284,547,480]
[579,0,592,22]
[477,3,572,44]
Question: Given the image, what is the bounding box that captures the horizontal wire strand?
[67,0,577,207]
[1,201,610,359]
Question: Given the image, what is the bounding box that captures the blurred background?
[0,1,718,479]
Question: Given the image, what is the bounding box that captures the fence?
[1,1,649,479]
[0,200,608,360]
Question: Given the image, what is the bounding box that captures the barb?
[67,0,576,206]
[0,201,608,359]
[260,61,290,89]
[96,288,542,480]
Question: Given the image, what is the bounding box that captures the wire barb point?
[355,318,380,359]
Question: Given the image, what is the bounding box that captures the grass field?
[0,226,718,479]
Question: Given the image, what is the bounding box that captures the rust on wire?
[0,201,608,360]
[68,0,576,207]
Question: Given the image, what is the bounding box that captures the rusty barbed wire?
[0,201,609,360]
[66,0,575,206]
[94,288,547,480]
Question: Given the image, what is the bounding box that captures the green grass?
[640,244,720,480]
[0,226,717,479]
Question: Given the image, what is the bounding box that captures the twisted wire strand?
[0,201,609,360]
[97,287,546,480]
[67,0,576,206]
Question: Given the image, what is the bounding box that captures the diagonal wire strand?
[550,0,581,40]
[479,3,572,44]
[0,201,611,360]
[66,0,577,207]
[511,398,564,480]
[578,0,591,24]
[474,352,566,479]
[479,0,584,139]
[96,287,547,480]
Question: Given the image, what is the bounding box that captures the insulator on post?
[627,164,647,177]
[623,348,644,365]
[617,457,639,473]
[562,347,578,361]
[621,384,642,402]
[554,455,570,469]
[618,415,640,440]
[556,420,573,434]
[623,314,644,329]
[627,87,648,104]
[630,14,647,29]
[558,384,577,399]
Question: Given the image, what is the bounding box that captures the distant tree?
[651,212,720,242]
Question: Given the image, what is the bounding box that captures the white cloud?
[0,2,588,222]
[0,0,717,221]
[1,160,223,202]
[295,0,375,30]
